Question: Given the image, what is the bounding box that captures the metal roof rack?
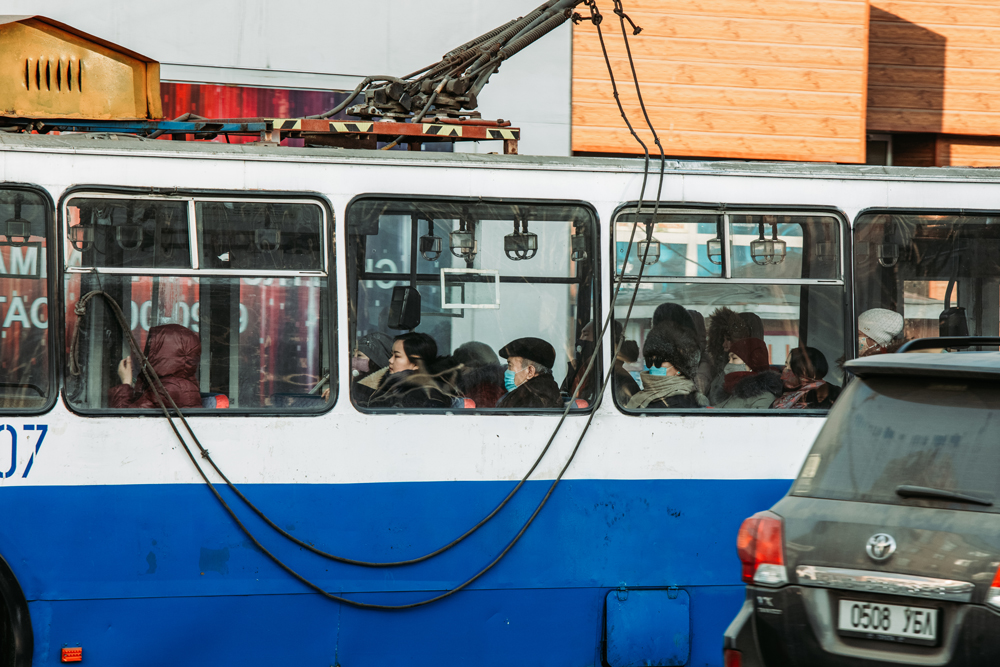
[2,116,521,153]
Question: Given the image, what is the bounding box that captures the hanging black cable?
[74,0,667,610]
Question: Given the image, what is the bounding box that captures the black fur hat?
[642,325,702,379]
[707,306,751,374]
[499,337,556,370]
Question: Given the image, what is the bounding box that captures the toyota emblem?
[866,533,897,561]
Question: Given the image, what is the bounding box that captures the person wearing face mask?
[714,337,783,409]
[626,324,707,409]
[367,332,458,409]
[496,337,562,409]
[772,346,840,409]
[651,302,713,396]
[706,306,752,405]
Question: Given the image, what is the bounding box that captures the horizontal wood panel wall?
[868,1,1000,144]
[571,0,870,162]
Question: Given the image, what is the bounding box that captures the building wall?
[867,1,1000,166]
[6,0,572,156]
[868,1,1000,137]
[571,0,871,163]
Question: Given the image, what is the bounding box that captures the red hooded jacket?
[108,324,203,409]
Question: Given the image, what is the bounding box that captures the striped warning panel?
[487,128,520,140]
[330,122,375,133]
[422,124,462,137]
[269,119,302,130]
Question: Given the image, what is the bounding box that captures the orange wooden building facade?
[572,0,1000,166]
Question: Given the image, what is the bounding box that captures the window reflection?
[0,188,50,410]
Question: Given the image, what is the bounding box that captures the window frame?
[0,182,58,416]
[344,193,603,416]
[610,201,853,417]
[57,185,337,417]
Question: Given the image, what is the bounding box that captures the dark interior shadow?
[866,7,945,166]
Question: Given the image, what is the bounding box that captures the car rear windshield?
[791,375,1000,512]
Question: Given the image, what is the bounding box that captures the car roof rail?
[897,336,1000,353]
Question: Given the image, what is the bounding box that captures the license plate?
[837,599,938,646]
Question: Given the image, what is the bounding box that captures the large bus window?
[613,208,847,412]
[346,198,597,411]
[64,196,332,413]
[855,212,1000,351]
[0,188,50,410]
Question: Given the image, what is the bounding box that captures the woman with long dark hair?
[366,332,458,409]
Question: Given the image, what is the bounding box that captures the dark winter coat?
[496,374,562,409]
[109,324,202,409]
[367,369,455,409]
[613,364,640,406]
[457,363,506,409]
[715,370,783,409]
[351,369,382,404]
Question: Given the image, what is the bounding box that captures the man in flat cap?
[496,337,562,409]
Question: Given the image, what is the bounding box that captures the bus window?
[613,208,847,412]
[346,199,597,411]
[197,201,323,271]
[66,198,191,269]
[855,212,1000,351]
[0,187,50,411]
[64,196,332,413]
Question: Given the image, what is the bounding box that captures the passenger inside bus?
[857,308,905,357]
[686,309,710,394]
[562,321,597,399]
[367,333,459,409]
[453,341,505,408]
[706,307,754,405]
[496,337,562,409]
[342,332,393,403]
[626,324,707,409]
[611,321,641,406]
[652,303,710,394]
[109,324,203,410]
[714,337,783,409]
[772,347,840,409]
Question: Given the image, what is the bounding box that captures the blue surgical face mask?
[504,369,518,392]
[647,366,668,377]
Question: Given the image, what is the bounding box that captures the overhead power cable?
[74,0,667,610]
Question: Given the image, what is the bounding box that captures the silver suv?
[724,338,1000,667]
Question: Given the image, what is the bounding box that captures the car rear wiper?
[896,484,994,506]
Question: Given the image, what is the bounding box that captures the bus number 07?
[0,425,48,479]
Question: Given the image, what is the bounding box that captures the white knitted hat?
[858,308,904,346]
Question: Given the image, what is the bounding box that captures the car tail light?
[987,565,1000,610]
[736,511,788,586]
[723,649,742,667]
